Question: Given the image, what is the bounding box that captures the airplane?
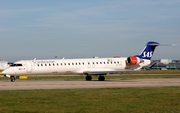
[2,41,170,82]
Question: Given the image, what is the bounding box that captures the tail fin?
[135,41,160,60]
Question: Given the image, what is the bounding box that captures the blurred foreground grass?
[0,87,180,113]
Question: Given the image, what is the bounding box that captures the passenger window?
[79,63,81,65]
[38,64,39,66]
[114,61,116,64]
[117,61,119,64]
[100,62,102,64]
[111,62,113,64]
[64,63,66,66]
[104,62,106,64]
[57,63,59,66]
[53,64,55,66]
[82,62,84,65]
[96,62,98,64]
[49,64,51,66]
[45,64,47,66]
[61,63,63,66]
[72,63,74,65]
[68,63,70,65]
[41,64,43,66]
[76,63,77,65]
[107,62,109,64]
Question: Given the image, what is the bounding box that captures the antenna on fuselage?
[62,57,65,60]
[34,58,36,61]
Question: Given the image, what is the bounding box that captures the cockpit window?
[17,64,23,66]
[10,64,23,67]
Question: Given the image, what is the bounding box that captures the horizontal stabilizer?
[148,43,176,46]
[136,41,176,60]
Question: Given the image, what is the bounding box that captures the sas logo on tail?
[142,51,153,58]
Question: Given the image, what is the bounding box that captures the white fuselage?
[2,57,150,76]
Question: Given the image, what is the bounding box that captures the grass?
[0,87,180,113]
[1,70,180,112]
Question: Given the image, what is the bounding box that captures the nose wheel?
[10,76,15,82]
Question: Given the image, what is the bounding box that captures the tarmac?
[1,78,180,90]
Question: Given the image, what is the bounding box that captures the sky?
[0,0,180,62]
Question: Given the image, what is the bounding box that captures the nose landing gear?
[4,75,16,82]
[10,76,15,82]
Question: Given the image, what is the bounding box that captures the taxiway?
[0,78,180,90]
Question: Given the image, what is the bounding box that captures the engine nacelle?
[126,56,143,65]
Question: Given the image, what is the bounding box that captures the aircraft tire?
[85,76,92,81]
[98,76,105,81]
[10,76,15,82]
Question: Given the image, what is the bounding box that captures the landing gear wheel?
[98,76,105,81]
[86,75,92,81]
[10,76,15,82]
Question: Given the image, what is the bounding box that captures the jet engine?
[126,56,143,65]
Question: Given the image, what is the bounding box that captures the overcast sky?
[0,0,179,62]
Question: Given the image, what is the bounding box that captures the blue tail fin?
[135,41,160,60]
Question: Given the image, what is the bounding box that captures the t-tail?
[135,41,160,60]
[127,41,174,65]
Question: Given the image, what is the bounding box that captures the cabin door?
[25,61,32,73]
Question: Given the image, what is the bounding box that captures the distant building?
[142,59,180,70]
[160,59,172,64]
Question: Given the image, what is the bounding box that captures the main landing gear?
[85,75,105,81]
[98,75,105,81]
[85,75,92,81]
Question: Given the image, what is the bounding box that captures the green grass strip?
[0,87,180,113]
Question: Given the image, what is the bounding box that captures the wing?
[146,62,156,70]
[83,70,141,75]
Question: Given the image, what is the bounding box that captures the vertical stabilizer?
[136,41,160,60]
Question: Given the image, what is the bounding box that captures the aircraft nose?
[2,68,15,75]
[2,69,9,75]
[2,70,7,75]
